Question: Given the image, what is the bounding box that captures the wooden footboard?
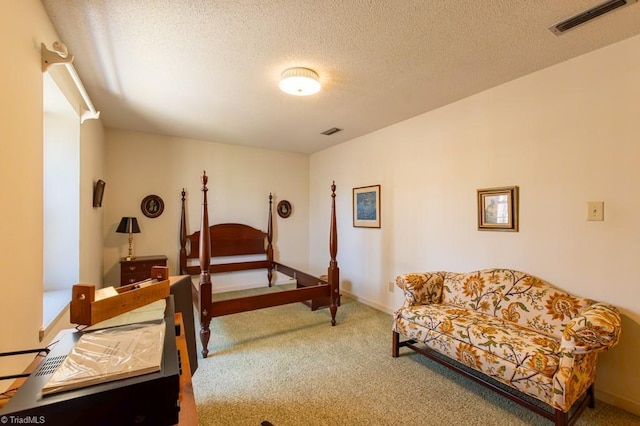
[210,285,332,316]
[182,172,339,357]
[273,262,340,310]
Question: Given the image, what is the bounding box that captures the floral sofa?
[392,269,621,426]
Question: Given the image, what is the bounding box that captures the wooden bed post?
[179,188,187,274]
[199,171,213,357]
[328,181,339,326]
[267,193,274,286]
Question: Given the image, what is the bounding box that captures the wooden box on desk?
[70,266,170,326]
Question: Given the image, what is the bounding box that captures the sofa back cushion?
[397,271,446,305]
[442,269,594,337]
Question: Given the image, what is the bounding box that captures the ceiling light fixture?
[279,67,321,96]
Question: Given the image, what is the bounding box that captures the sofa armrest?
[395,272,445,306]
[560,302,622,354]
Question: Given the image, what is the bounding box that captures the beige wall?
[0,0,105,385]
[309,34,640,414]
[104,130,310,290]
[80,120,107,285]
[0,1,47,377]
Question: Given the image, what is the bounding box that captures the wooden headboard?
[179,188,275,278]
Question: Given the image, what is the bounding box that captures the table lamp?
[116,217,141,261]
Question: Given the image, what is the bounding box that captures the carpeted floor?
[191,294,640,426]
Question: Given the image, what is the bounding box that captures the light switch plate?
[587,201,604,221]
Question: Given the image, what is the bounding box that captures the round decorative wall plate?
[141,194,164,218]
[277,200,292,218]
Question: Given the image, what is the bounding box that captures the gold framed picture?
[477,186,519,232]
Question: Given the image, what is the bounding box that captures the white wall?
[310,34,640,415]
[0,0,105,387]
[104,130,310,290]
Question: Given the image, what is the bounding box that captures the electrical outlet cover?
[587,201,604,221]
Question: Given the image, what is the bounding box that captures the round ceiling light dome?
[279,67,321,96]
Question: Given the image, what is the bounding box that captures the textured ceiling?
[41,0,640,154]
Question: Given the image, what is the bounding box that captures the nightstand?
[119,255,168,285]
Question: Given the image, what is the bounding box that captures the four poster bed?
[179,172,340,357]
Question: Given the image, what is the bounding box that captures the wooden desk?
[1,316,198,425]
[175,313,198,425]
[169,275,198,375]
[0,350,50,410]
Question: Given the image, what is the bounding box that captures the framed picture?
[353,185,381,228]
[141,194,165,218]
[477,186,519,231]
[277,200,292,218]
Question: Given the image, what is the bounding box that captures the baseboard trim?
[340,290,394,315]
[597,389,640,417]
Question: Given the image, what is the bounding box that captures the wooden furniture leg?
[392,331,400,357]
[554,409,568,426]
[328,181,339,327]
[200,319,211,358]
[199,172,213,358]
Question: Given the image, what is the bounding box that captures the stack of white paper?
[42,321,165,395]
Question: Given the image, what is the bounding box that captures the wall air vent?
[321,127,343,136]
[549,0,637,35]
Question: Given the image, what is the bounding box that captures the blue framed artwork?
[353,185,381,228]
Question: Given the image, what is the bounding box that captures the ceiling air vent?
[321,127,343,136]
[549,0,637,35]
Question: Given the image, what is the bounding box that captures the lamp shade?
[116,217,141,234]
[279,67,321,96]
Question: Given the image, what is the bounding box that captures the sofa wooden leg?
[554,409,568,426]
[392,331,400,357]
[588,383,596,409]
